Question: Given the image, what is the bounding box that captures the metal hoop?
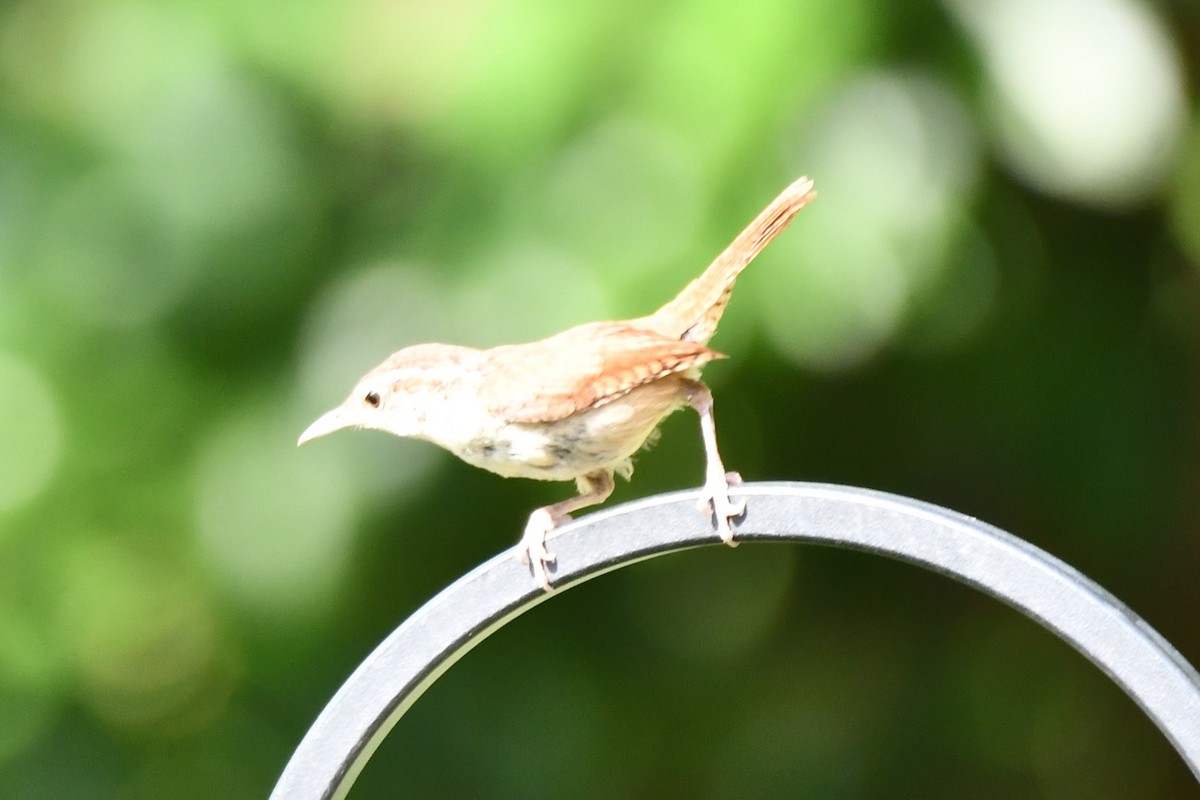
[270,482,1200,799]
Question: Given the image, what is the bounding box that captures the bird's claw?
[517,508,560,591]
[699,472,745,547]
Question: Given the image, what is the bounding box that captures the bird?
[299,176,816,590]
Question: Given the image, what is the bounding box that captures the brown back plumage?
[639,176,816,344]
[481,321,721,424]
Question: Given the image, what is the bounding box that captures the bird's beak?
[297,407,354,446]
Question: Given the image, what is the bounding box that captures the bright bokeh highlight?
[0,353,63,517]
[949,0,1185,205]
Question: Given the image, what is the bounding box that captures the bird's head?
[297,343,481,446]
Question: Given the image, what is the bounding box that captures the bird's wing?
[480,321,723,424]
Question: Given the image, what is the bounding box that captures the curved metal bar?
[270,482,1200,799]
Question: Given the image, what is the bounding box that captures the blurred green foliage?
[2,0,1200,797]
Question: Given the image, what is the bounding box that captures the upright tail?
[641,176,816,344]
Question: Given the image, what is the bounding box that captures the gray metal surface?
[270,482,1200,799]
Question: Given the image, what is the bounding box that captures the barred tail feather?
[642,176,816,344]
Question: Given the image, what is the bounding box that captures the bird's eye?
[364,391,381,408]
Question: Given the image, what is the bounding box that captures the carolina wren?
[299,177,816,590]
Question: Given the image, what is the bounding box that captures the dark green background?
[2,0,1199,797]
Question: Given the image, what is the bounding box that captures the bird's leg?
[518,470,615,591]
[683,380,745,546]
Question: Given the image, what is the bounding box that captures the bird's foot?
[517,508,564,591]
[698,471,746,546]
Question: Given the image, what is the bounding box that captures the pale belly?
[456,380,687,482]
